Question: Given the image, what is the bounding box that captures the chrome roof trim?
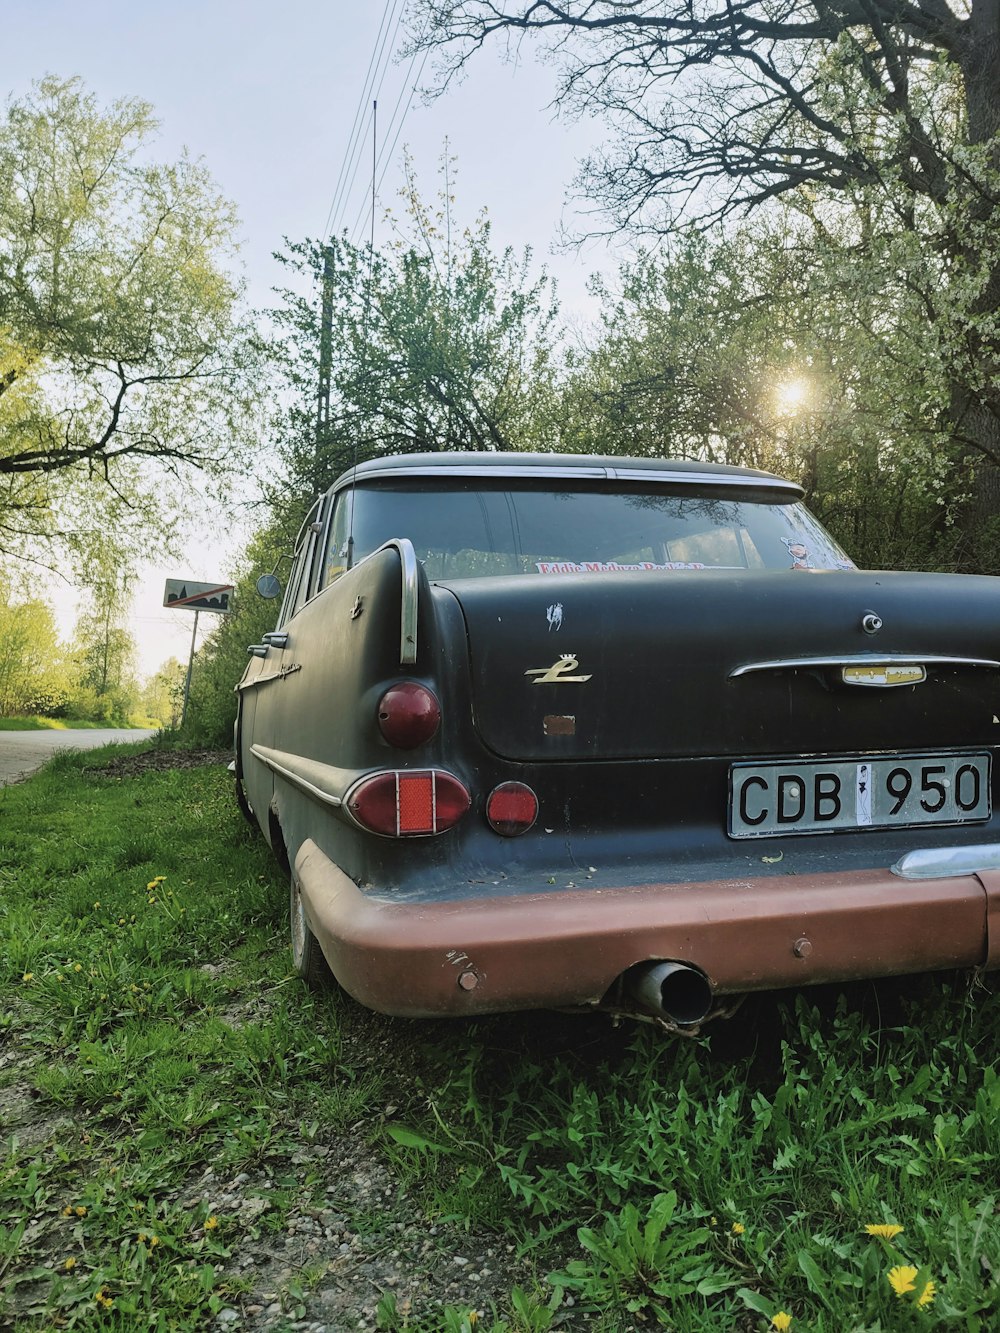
[359,538,419,665]
[730,654,1000,679]
[892,844,1000,880]
[331,463,803,497]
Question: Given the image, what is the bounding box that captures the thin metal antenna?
[346,98,377,572]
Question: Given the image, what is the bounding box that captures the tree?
[270,154,560,506]
[140,656,186,729]
[0,595,72,716]
[0,77,261,571]
[69,577,138,725]
[409,2,1000,567]
[557,226,954,568]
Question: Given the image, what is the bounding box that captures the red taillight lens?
[486,781,538,836]
[377,682,441,748]
[347,770,470,837]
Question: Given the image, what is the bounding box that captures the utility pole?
[316,244,335,489]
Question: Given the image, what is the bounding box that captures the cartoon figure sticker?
[547,602,564,631]
[856,763,872,825]
[783,538,812,570]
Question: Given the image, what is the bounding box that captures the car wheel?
[290,873,330,989]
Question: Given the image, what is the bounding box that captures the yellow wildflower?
[148,896,156,904]
[137,1232,147,1243]
[865,1223,904,1240]
[204,1215,219,1230]
[61,1205,74,1217]
[732,1222,745,1235]
[21,972,33,983]
[771,1314,793,1332]
[56,973,65,982]
[916,1280,936,1308]
[74,1206,87,1217]
[73,964,82,973]
[95,1287,114,1310]
[93,901,100,908]
[63,1256,76,1271]
[149,1235,160,1248]
[888,1265,918,1297]
[468,1314,480,1329]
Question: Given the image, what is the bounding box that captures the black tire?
[290,873,330,989]
[233,704,258,829]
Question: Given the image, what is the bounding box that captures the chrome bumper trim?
[891,844,1000,879]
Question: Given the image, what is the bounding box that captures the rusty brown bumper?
[294,839,1000,1018]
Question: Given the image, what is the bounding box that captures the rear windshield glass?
[323,481,854,584]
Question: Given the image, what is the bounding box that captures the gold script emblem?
[525,654,593,685]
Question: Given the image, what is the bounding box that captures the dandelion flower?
[137,1232,147,1243]
[95,1287,114,1310]
[149,1235,160,1248]
[771,1314,793,1332]
[148,896,156,904]
[63,1256,76,1270]
[74,1206,87,1217]
[865,1223,903,1240]
[21,972,33,983]
[73,964,82,973]
[916,1280,936,1308]
[204,1215,219,1230]
[93,901,100,909]
[61,1205,74,1217]
[888,1265,918,1297]
[732,1222,745,1235]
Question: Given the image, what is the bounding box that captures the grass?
[1,746,1000,1329]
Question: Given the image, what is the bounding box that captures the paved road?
[0,728,156,786]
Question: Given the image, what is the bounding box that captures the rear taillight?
[377,682,441,748]
[347,770,470,837]
[486,782,538,836]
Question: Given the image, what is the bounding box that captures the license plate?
[729,752,991,839]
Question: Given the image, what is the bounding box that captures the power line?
[349,41,431,247]
[322,0,406,240]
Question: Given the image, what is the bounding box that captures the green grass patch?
[2,746,1000,1330]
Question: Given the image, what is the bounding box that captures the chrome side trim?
[730,654,1000,679]
[236,663,302,691]
[331,464,802,496]
[892,844,1000,880]
[365,537,418,665]
[249,744,345,809]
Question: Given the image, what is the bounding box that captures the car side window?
[321,494,351,588]
[278,498,323,623]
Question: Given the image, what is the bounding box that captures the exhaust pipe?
[627,961,714,1027]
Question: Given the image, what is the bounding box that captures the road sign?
[163,579,235,614]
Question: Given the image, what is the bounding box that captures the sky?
[3,0,612,676]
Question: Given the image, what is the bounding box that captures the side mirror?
[256,573,282,599]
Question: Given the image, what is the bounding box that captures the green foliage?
[0,593,72,715]
[270,152,559,499]
[0,75,263,574]
[181,518,297,747]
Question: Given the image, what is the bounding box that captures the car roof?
[330,451,804,498]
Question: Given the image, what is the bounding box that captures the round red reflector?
[377,682,441,749]
[486,782,538,836]
[348,770,470,837]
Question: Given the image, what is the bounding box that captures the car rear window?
[322,481,854,585]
